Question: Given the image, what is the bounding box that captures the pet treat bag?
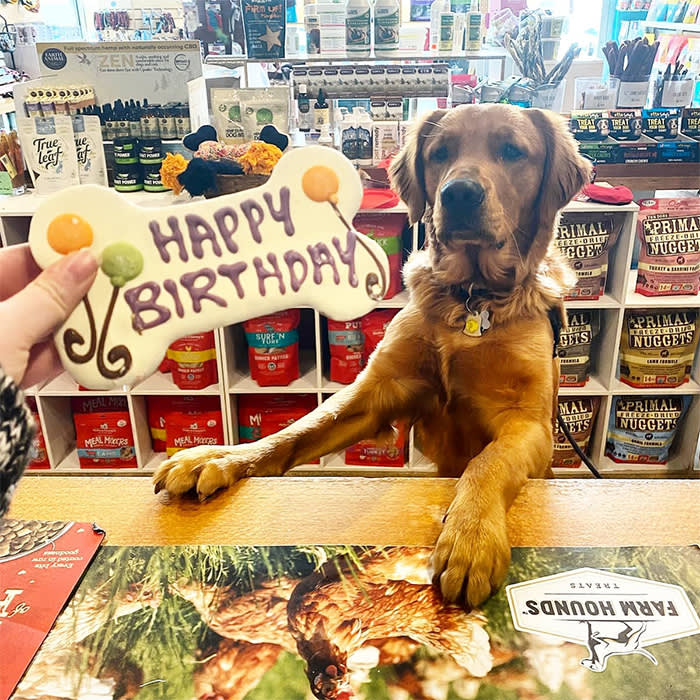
[166,408,224,457]
[244,310,301,387]
[605,395,691,465]
[345,421,408,467]
[73,406,136,469]
[328,319,364,384]
[166,332,218,390]
[553,397,600,468]
[619,310,700,388]
[361,309,399,361]
[242,0,286,59]
[147,396,168,452]
[353,213,405,299]
[210,90,245,145]
[240,88,290,141]
[238,394,317,442]
[555,214,621,300]
[26,397,49,469]
[635,198,700,296]
[558,311,600,386]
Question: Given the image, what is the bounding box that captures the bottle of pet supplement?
[374,0,400,57]
[346,0,372,58]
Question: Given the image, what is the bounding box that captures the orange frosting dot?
[302,165,340,203]
[47,213,94,255]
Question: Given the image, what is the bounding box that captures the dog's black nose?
[440,178,485,212]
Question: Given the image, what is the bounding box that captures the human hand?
[0,244,97,387]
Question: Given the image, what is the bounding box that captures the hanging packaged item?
[244,310,301,386]
[345,420,408,466]
[240,87,290,141]
[553,397,600,468]
[17,115,80,194]
[328,318,364,383]
[166,332,218,390]
[619,310,700,388]
[558,310,600,387]
[361,309,399,361]
[606,395,690,465]
[353,213,405,299]
[71,114,107,186]
[242,0,286,59]
[635,198,700,297]
[238,394,317,442]
[555,214,622,300]
[211,89,245,145]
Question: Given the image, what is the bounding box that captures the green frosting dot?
[101,242,144,287]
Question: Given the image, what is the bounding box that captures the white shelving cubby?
[2,190,698,477]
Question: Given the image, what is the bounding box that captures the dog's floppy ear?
[389,109,447,224]
[526,109,592,265]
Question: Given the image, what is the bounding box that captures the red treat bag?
[635,198,700,297]
[158,354,172,373]
[167,332,218,390]
[328,318,364,384]
[353,213,405,299]
[361,309,399,361]
[26,397,50,469]
[238,394,317,442]
[345,421,408,467]
[166,406,225,456]
[74,407,137,468]
[243,310,301,387]
[147,396,168,452]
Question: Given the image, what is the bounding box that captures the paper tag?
[661,80,694,109]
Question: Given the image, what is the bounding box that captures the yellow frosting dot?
[47,213,94,254]
[302,165,340,203]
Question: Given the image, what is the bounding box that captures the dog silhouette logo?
[507,567,700,673]
[580,620,658,672]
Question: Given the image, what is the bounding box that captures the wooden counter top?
[9,476,700,546]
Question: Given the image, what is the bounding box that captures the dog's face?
[390,104,591,289]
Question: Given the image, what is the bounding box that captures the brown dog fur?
[154,104,591,608]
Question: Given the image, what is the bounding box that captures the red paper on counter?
[0,519,104,699]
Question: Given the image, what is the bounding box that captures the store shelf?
[625,276,700,308]
[131,371,222,395]
[611,377,700,394]
[565,293,619,309]
[54,449,142,475]
[559,375,608,396]
[228,357,319,393]
[594,163,700,192]
[39,372,128,397]
[644,21,700,34]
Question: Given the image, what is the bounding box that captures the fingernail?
[61,249,98,283]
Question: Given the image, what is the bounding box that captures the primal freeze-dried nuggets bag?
[605,395,691,465]
[555,214,622,300]
[558,311,600,387]
[636,198,700,297]
[553,397,600,468]
[620,309,700,388]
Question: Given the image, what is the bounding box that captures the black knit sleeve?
[0,369,36,517]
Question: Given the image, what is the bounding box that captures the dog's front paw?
[432,495,510,608]
[153,445,256,499]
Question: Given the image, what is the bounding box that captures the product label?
[608,109,642,141]
[375,7,400,49]
[346,7,371,51]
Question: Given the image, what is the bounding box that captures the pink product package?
[636,198,700,297]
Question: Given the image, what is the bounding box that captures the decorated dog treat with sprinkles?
[28,147,389,390]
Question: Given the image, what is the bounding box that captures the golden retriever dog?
[154,104,591,608]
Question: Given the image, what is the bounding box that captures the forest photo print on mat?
[11,545,700,700]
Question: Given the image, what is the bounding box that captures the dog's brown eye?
[431,145,449,163]
[501,143,524,162]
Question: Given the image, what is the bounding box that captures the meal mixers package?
[165,404,224,457]
[244,310,301,386]
[558,311,600,386]
[328,319,365,384]
[635,198,700,297]
[72,396,136,468]
[555,214,622,300]
[605,395,691,465]
[553,397,601,468]
[619,310,700,388]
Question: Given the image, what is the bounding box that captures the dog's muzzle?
[439,178,488,242]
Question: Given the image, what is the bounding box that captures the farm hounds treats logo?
[507,568,700,673]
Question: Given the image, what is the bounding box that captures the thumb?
[8,249,99,345]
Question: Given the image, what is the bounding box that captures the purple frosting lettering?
[186,214,222,259]
[332,230,359,287]
[283,250,308,292]
[213,207,239,254]
[253,254,286,296]
[149,217,188,263]
[218,262,248,299]
[263,187,295,237]
[180,268,227,313]
[163,279,185,318]
[307,243,340,285]
[124,281,171,331]
[240,198,265,243]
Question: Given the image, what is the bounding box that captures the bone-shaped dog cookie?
[29,146,390,390]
